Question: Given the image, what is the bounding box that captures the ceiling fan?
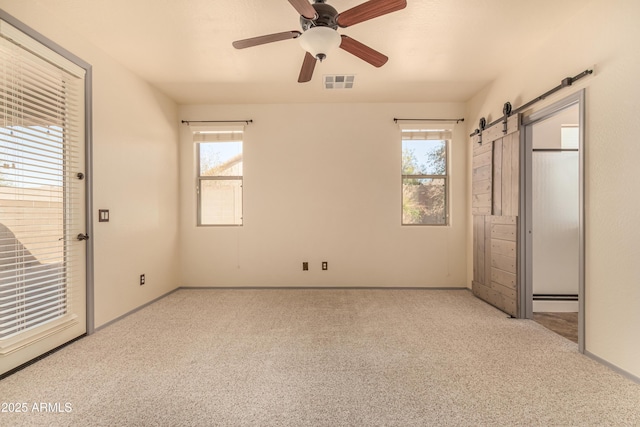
[232,0,407,83]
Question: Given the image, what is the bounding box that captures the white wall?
[179,103,467,288]
[91,62,179,327]
[0,2,181,327]
[466,0,640,378]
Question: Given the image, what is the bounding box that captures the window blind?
[191,124,244,143]
[192,131,243,142]
[401,130,452,140]
[0,21,85,342]
[398,123,453,141]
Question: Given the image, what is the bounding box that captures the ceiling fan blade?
[336,0,407,28]
[298,52,317,83]
[339,35,388,67]
[288,0,317,20]
[232,31,301,49]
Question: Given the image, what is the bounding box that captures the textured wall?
[179,102,468,288]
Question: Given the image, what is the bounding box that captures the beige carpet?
[1,289,639,426]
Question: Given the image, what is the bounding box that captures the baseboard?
[178,286,469,290]
[533,300,579,312]
[94,288,180,332]
[93,286,470,331]
[96,287,468,331]
[584,350,640,385]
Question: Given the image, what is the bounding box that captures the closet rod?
[470,69,592,137]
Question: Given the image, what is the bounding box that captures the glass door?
[0,19,87,376]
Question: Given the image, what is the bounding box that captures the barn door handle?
[77,233,89,241]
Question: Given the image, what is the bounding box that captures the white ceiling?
[28,0,589,104]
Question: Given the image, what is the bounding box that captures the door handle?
[77,233,89,241]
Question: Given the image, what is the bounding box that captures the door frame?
[0,10,94,358]
[520,90,585,352]
[0,8,94,337]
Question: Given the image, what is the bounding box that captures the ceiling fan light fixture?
[298,26,341,61]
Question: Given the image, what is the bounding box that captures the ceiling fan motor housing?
[300,1,339,31]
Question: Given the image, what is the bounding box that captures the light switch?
[99,209,109,222]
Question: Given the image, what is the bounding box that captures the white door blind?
[0,24,85,342]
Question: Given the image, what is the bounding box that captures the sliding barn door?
[472,115,520,317]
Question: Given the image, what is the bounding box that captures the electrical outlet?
[322,261,328,270]
[302,262,308,271]
[140,274,145,285]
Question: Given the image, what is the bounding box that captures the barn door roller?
[470,68,593,139]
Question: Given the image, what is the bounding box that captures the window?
[401,128,450,225]
[194,127,243,226]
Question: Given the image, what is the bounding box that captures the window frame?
[400,134,450,227]
[196,139,244,227]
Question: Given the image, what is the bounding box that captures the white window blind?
[0,20,85,342]
[192,126,243,143]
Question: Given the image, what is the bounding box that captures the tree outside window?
[402,138,448,225]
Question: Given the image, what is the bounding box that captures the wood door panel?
[501,136,513,216]
[472,140,493,216]
[492,139,503,215]
[491,280,517,299]
[473,178,492,195]
[508,132,520,216]
[473,216,485,283]
[492,224,517,241]
[473,164,492,182]
[492,254,517,274]
[492,268,517,290]
[488,215,518,316]
[484,216,492,287]
[473,140,493,155]
[472,195,492,215]
[473,280,517,316]
[471,117,520,318]
[474,148,492,166]
[491,239,516,257]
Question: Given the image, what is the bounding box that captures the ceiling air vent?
[324,75,355,90]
